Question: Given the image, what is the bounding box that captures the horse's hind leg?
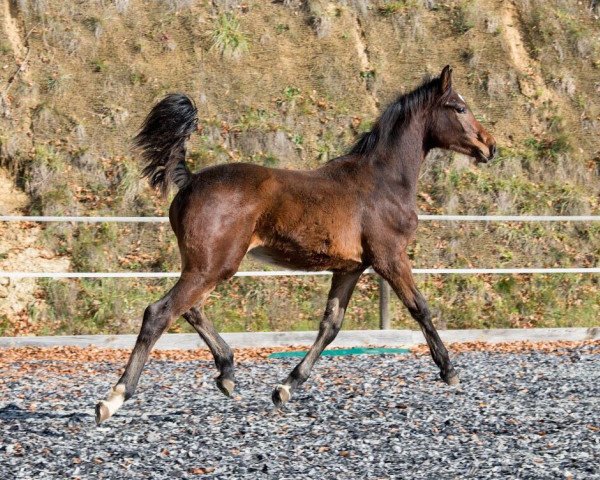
[95,274,211,424]
[376,252,458,385]
[183,306,235,396]
[272,270,363,407]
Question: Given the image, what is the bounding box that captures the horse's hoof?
[216,378,235,397]
[271,384,291,407]
[95,384,125,425]
[95,402,111,425]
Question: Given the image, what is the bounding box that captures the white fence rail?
[2,214,599,329]
[1,267,599,280]
[1,214,600,223]
[1,214,598,280]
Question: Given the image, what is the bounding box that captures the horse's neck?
[373,118,427,201]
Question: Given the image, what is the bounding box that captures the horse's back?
[168,161,365,272]
[175,161,354,218]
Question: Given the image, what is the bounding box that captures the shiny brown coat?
[95,66,496,424]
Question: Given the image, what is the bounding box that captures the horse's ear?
[440,65,453,93]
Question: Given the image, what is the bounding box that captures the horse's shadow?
[0,402,204,432]
[1,403,77,420]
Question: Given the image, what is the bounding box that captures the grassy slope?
[0,0,598,335]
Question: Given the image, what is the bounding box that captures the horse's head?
[427,65,496,164]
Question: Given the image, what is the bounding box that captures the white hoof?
[446,373,460,386]
[95,384,125,425]
[272,384,291,407]
[216,378,235,397]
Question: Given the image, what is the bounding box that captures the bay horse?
[95,65,496,424]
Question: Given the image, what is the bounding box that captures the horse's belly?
[247,245,362,272]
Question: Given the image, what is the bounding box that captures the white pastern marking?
[100,384,126,416]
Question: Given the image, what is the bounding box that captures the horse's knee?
[320,298,343,341]
[327,321,342,343]
[319,319,341,346]
[140,301,172,338]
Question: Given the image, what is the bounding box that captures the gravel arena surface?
[1,342,599,479]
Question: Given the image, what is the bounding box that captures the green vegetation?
[523,136,571,161]
[235,107,273,131]
[378,1,418,16]
[210,13,249,59]
[450,1,475,34]
[32,271,600,336]
[0,315,10,336]
[359,69,376,80]
[283,86,301,101]
[90,59,108,73]
[417,274,600,330]
[275,24,290,34]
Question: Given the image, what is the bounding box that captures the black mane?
[349,75,444,156]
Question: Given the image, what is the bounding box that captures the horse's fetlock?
[291,365,309,383]
[215,352,234,372]
[224,350,234,365]
[123,386,135,401]
[441,367,460,386]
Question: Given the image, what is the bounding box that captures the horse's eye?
[456,107,466,114]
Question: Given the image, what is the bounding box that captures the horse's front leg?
[376,252,459,385]
[272,269,364,407]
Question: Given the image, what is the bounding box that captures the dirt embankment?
[0,0,598,334]
[0,170,70,333]
[1,0,70,332]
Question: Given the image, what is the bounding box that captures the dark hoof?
[216,377,235,397]
[271,384,291,407]
[442,370,460,386]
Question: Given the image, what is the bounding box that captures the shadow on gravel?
[0,403,87,423]
[0,403,202,429]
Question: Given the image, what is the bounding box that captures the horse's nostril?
[490,144,497,159]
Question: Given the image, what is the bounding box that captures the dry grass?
[0,0,598,335]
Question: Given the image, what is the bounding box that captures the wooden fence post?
[378,276,391,330]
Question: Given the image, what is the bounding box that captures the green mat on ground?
[268,347,409,359]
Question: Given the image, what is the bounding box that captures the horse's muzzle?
[475,143,496,164]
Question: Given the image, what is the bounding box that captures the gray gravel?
[1,347,599,479]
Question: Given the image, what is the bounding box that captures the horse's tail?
[134,93,198,196]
